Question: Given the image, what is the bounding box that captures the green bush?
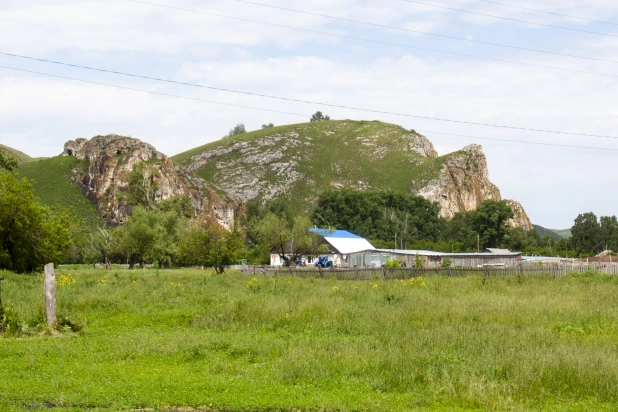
[0,303,22,336]
[383,258,403,268]
[442,257,453,268]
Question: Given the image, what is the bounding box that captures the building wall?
[448,255,519,267]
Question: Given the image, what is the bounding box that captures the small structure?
[269,229,375,267]
[485,248,512,254]
[348,249,523,268]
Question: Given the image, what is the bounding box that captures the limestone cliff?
[62,135,236,228]
[413,144,532,229]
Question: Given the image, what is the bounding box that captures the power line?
[0,65,307,118]
[475,0,618,27]
[2,54,618,140]
[123,0,618,66]
[1,65,616,152]
[400,0,618,38]
[418,130,618,151]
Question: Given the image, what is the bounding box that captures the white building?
[269,229,375,267]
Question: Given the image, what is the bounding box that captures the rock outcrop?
[62,135,236,228]
[414,144,532,229]
[505,199,533,231]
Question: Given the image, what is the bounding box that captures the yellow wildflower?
[58,274,76,286]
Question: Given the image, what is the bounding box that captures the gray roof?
[375,249,521,257]
[485,248,511,253]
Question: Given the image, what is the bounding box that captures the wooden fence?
[240,262,618,280]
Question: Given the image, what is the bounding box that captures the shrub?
[384,258,403,268]
[415,253,425,268]
[0,303,22,336]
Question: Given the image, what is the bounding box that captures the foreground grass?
[1,268,618,411]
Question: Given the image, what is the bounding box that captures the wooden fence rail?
[240,263,618,280]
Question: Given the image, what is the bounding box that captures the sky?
[1,0,618,229]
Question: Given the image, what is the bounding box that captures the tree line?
[1,147,613,273]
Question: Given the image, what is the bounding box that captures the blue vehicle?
[315,256,333,269]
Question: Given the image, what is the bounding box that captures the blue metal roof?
[309,228,363,239]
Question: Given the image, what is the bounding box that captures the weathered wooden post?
[43,263,57,328]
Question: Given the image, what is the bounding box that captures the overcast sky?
[1,0,617,228]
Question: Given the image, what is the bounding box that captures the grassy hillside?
[173,120,448,212]
[551,228,572,238]
[533,225,563,241]
[0,144,36,163]
[16,156,101,226]
[3,268,618,410]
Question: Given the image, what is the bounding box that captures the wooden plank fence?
[240,262,618,281]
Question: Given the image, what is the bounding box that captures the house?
[269,229,375,267]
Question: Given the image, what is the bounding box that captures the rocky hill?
[173,120,532,230]
[61,135,236,228]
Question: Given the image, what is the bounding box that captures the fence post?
[43,263,57,328]
[381,266,386,279]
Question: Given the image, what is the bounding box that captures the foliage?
[155,196,194,219]
[312,189,443,246]
[3,269,618,410]
[178,219,244,274]
[440,212,478,251]
[383,258,403,268]
[0,148,19,172]
[254,214,327,266]
[571,212,601,255]
[240,198,297,264]
[261,123,275,128]
[414,253,425,268]
[309,111,330,122]
[442,257,453,267]
[0,174,72,272]
[115,206,185,268]
[0,302,21,336]
[567,213,618,256]
[469,200,514,249]
[127,162,160,210]
[223,123,246,139]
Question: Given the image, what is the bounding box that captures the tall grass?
[1,268,618,411]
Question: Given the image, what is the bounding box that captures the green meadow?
[1,268,618,411]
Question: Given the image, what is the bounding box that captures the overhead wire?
[123,0,618,67]
[1,54,617,140]
[1,65,616,152]
[0,65,307,118]
[400,0,618,38]
[474,0,618,27]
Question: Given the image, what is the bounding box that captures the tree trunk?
[105,254,111,271]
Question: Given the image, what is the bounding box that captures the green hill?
[16,156,102,226]
[0,144,37,163]
[173,120,495,214]
[550,228,572,238]
[532,225,562,241]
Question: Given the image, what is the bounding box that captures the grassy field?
[2,268,618,411]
